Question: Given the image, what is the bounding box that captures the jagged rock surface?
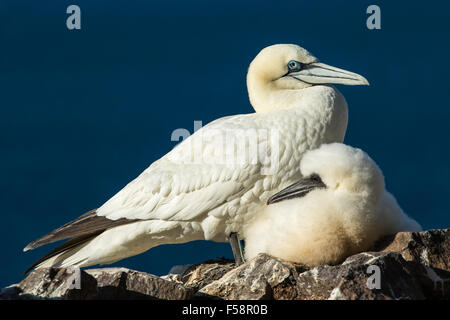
[85,267,193,300]
[1,229,449,300]
[0,268,98,300]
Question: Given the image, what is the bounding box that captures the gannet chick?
[24,44,369,272]
[243,143,422,267]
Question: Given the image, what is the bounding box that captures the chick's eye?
[287,60,302,72]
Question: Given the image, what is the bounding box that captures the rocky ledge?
[1,228,449,300]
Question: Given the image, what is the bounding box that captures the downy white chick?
[244,143,421,266]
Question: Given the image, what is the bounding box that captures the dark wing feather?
[24,231,103,275]
[24,209,138,251]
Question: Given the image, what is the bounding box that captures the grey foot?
[229,232,245,265]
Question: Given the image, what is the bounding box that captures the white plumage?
[244,143,422,267]
[25,44,369,270]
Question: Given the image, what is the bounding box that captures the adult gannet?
[24,44,369,272]
[244,143,422,267]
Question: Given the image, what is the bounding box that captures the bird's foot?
[229,232,245,266]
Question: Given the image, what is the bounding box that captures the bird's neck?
[248,82,343,114]
[249,83,349,145]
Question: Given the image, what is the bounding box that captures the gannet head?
[247,44,369,112]
[267,143,384,206]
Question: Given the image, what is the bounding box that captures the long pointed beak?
[290,62,369,86]
[267,174,327,205]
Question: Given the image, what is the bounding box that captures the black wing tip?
[23,233,59,252]
[24,260,45,275]
[22,208,137,275]
[23,230,104,275]
[23,244,34,252]
[23,264,36,276]
[22,208,100,252]
[24,237,49,252]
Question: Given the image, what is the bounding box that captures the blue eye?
[287,60,302,72]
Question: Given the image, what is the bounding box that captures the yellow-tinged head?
[246,44,369,112]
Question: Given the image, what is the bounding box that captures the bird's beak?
[267,174,326,205]
[289,62,369,86]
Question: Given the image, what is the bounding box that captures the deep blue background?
[1,1,449,287]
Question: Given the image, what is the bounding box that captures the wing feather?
[96,113,264,222]
[24,209,138,251]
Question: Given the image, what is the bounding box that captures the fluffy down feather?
[243,143,422,267]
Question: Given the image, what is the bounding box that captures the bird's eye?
[287,60,302,72]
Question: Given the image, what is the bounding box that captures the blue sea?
[0,1,449,287]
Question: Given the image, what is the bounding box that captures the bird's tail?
[25,231,104,274]
[25,235,95,274]
[25,219,204,274]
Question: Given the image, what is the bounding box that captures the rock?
[2,228,449,300]
[85,267,193,300]
[179,258,235,292]
[196,252,426,300]
[374,229,450,299]
[168,264,192,275]
[193,228,449,300]
[327,252,426,300]
[375,229,450,272]
[0,267,192,300]
[291,252,428,300]
[197,254,295,299]
[0,267,98,300]
[160,264,192,283]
